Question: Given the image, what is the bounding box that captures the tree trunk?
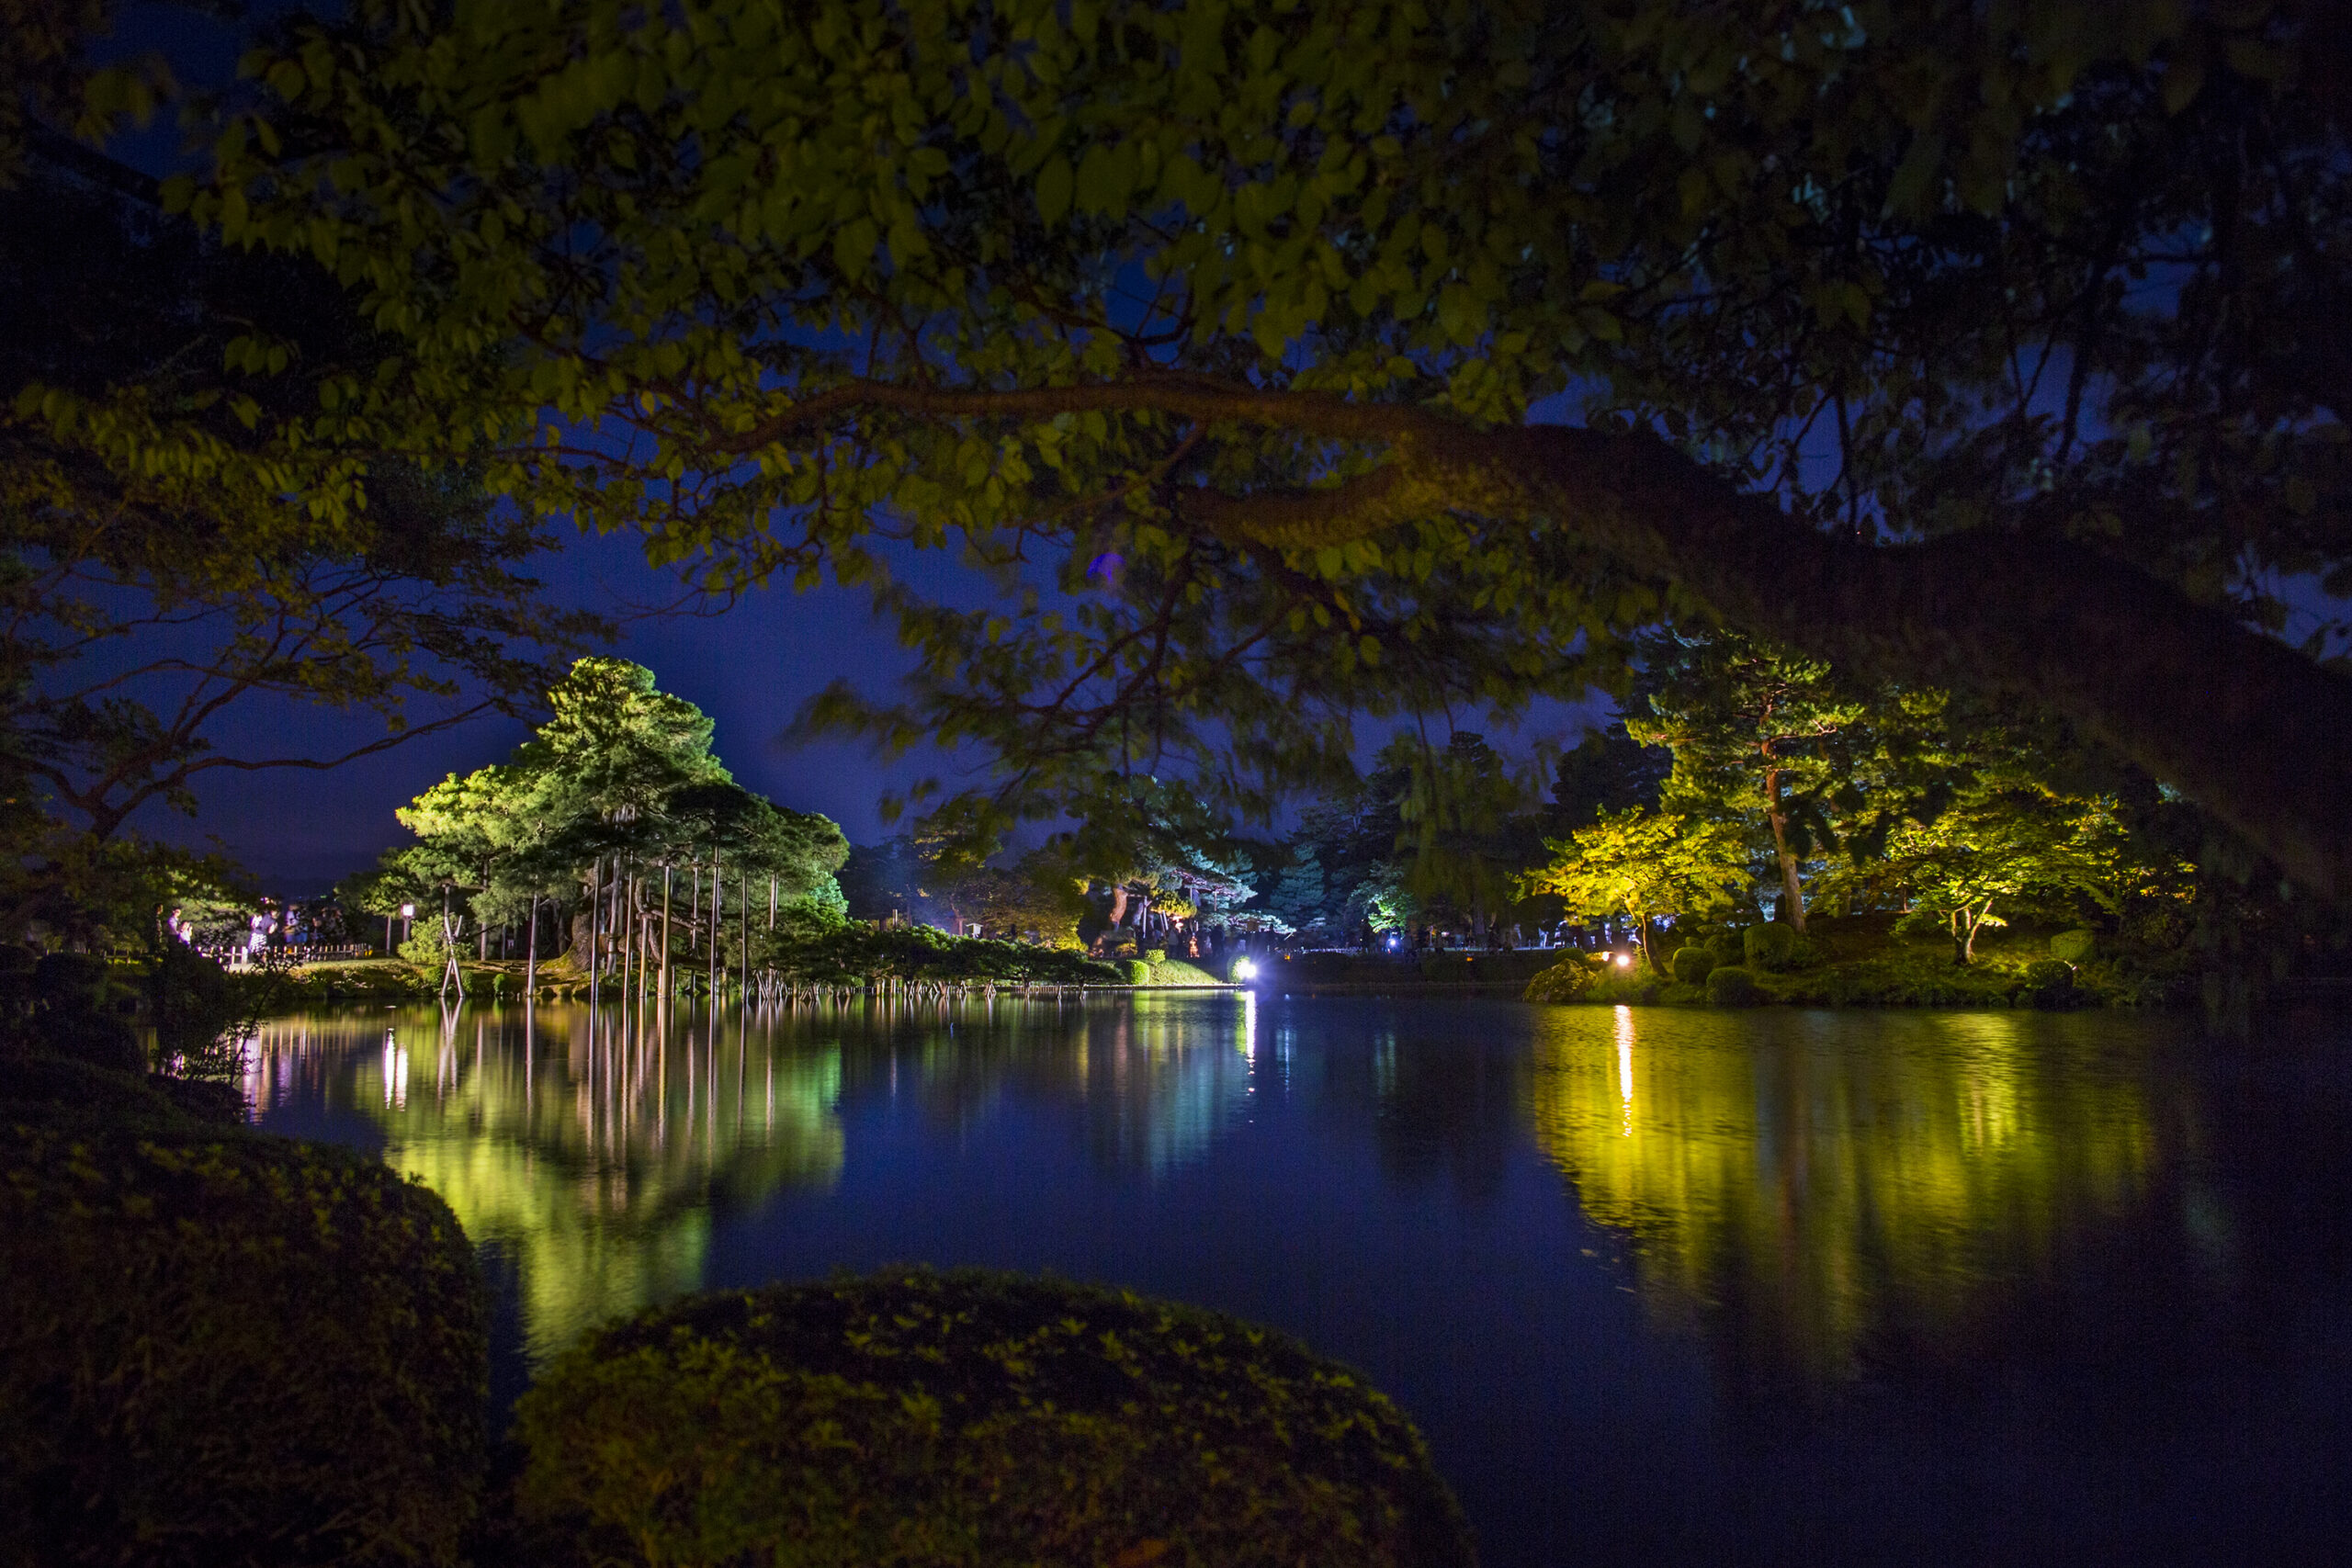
[526,893,538,996]
[1763,764,1808,932]
[1107,883,1130,930]
[661,864,673,1003]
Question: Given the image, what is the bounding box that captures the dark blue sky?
[149,534,956,894]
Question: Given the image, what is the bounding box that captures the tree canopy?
[19,0,2350,897]
[359,658,849,964]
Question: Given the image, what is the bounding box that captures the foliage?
[156,0,2352,897]
[764,924,1119,987]
[376,657,850,974]
[0,945,138,1072]
[511,1269,1473,1568]
[1704,965,1763,1008]
[1259,752,1419,939]
[0,1111,486,1568]
[1741,924,1801,973]
[1523,953,1602,1003]
[2051,930,2098,964]
[1386,731,1551,933]
[932,846,1091,947]
[1669,945,1717,987]
[145,939,271,1081]
[1825,781,2154,964]
[1631,630,1871,928]
[1521,807,1751,965]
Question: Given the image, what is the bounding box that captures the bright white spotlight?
[1613,952,1634,967]
[1232,957,1259,982]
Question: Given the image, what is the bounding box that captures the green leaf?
[1035,154,1074,226]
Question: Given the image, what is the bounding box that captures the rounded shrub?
[1742,923,1798,972]
[0,1115,487,1567]
[1707,964,1764,1008]
[1669,945,1718,987]
[1524,953,1600,1001]
[512,1269,1475,1568]
[2023,958,2083,1009]
[1122,958,1153,985]
[2050,929,2098,964]
[1145,947,1169,964]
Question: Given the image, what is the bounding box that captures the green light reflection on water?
[252,1003,845,1363]
[248,994,1262,1363]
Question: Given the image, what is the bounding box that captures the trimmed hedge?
[1706,964,1764,1007]
[1669,945,1718,986]
[513,1269,1475,1568]
[0,1109,487,1567]
[2050,929,2098,964]
[1523,953,1600,1002]
[1741,924,1797,972]
[766,925,1121,987]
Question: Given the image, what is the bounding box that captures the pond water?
[250,994,2352,1567]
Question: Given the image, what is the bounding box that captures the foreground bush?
[0,1111,486,1567]
[513,1269,1475,1568]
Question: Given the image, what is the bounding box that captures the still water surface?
[252,995,2352,1566]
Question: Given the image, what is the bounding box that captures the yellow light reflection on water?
[1614,1005,1634,1136]
[1529,1010,2160,1388]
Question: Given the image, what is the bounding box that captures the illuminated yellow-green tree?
[1521,807,1750,967]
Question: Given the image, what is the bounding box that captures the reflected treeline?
[818,993,1261,1176]
[1528,1008,2168,1396]
[251,1002,845,1360]
[249,994,1263,1359]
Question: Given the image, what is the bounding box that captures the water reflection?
[249,995,1260,1359]
[1528,1007,2163,1393]
[252,1002,846,1359]
[245,995,2352,1565]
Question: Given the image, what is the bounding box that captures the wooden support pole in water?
[709,853,721,1003]
[587,856,604,995]
[661,863,673,1005]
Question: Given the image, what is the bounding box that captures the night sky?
[144,531,957,895]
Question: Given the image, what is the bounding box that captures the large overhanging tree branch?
[165,0,2352,891]
[741,375,2352,895]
